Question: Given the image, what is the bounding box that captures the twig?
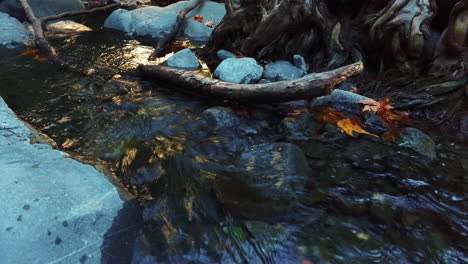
[41,2,121,23]
[148,0,204,60]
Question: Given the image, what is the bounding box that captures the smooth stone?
[166,48,201,70]
[0,12,33,49]
[213,58,263,84]
[0,96,143,263]
[47,20,92,34]
[293,54,307,73]
[201,107,240,131]
[263,61,305,81]
[310,89,371,115]
[397,128,437,160]
[0,0,84,21]
[104,0,226,42]
[217,49,235,60]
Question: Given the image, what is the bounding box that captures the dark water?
[0,31,467,264]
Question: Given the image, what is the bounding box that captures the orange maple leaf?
[193,15,204,23]
[337,117,378,137]
[20,49,40,56]
[314,107,345,124]
[33,55,48,62]
[358,97,409,128]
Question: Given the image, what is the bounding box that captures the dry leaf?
[357,99,381,113]
[193,15,204,23]
[20,49,40,56]
[33,55,48,62]
[381,131,398,142]
[61,138,75,149]
[314,107,345,124]
[337,117,378,137]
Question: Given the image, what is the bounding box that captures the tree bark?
[138,61,364,103]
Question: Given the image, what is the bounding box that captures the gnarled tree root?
[139,61,364,103]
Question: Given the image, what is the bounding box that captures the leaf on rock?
[61,138,75,149]
[33,55,48,62]
[193,15,204,23]
[205,21,215,28]
[314,107,345,124]
[358,97,409,128]
[337,117,378,137]
[357,99,381,113]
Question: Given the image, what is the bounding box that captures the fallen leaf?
[57,116,71,124]
[337,117,378,137]
[193,15,204,23]
[20,49,40,56]
[33,55,48,62]
[314,107,345,124]
[288,108,308,116]
[381,130,398,142]
[205,21,215,27]
[357,99,381,113]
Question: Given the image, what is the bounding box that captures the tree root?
[138,61,364,103]
[148,0,204,61]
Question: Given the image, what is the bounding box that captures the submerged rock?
[201,107,240,131]
[397,128,436,160]
[217,49,235,60]
[219,142,311,216]
[0,0,84,21]
[263,61,305,81]
[213,58,263,84]
[310,89,371,114]
[104,0,226,42]
[166,48,201,70]
[0,12,32,49]
[280,112,319,141]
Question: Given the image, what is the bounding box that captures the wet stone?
[396,128,436,160]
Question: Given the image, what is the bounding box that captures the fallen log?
[139,61,364,103]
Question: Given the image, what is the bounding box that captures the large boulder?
[166,48,201,70]
[0,97,143,263]
[0,12,32,49]
[104,0,226,42]
[218,143,311,216]
[0,0,84,21]
[263,60,305,81]
[213,58,263,83]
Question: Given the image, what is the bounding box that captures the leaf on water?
[337,117,378,137]
[193,15,204,23]
[20,49,40,56]
[314,107,345,124]
[33,55,48,62]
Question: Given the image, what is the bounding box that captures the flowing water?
[0,30,467,264]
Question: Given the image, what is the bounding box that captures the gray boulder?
[201,107,240,131]
[213,58,263,83]
[310,89,371,114]
[0,97,142,263]
[217,49,235,60]
[0,12,33,49]
[104,0,226,42]
[293,54,307,73]
[219,143,311,216]
[0,0,84,21]
[263,60,305,81]
[397,128,436,160]
[166,48,201,70]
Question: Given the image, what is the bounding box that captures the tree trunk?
[205,0,466,78]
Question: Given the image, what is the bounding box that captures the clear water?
[0,30,466,264]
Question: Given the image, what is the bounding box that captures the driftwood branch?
[148,0,204,60]
[41,2,121,23]
[139,61,364,103]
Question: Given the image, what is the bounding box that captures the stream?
[0,29,467,264]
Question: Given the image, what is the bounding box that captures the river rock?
[104,0,226,42]
[396,128,436,160]
[213,58,263,84]
[47,20,92,34]
[0,96,143,263]
[263,61,305,81]
[0,0,84,21]
[220,143,311,216]
[310,89,371,114]
[0,12,32,49]
[280,112,319,141]
[293,54,307,73]
[217,49,235,60]
[201,107,240,131]
[166,48,201,70]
